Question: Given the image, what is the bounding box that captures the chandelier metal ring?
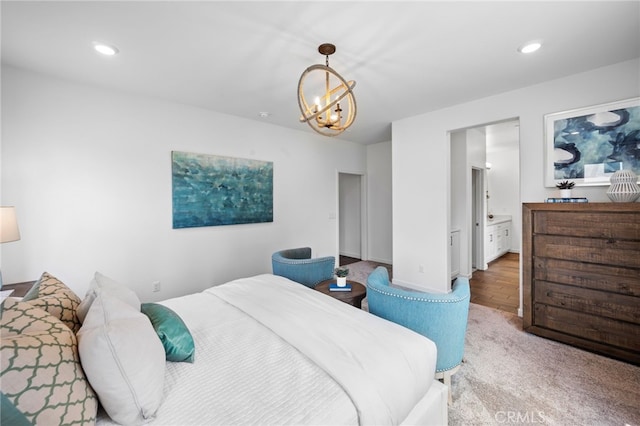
[297,44,357,137]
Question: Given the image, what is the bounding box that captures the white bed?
[97,274,448,425]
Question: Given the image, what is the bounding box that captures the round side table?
[314,279,366,308]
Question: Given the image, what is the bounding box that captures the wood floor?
[469,252,520,314]
[339,255,362,266]
[341,253,519,315]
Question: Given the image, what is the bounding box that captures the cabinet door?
[496,224,504,254]
[485,225,497,263]
[502,224,511,253]
[496,222,511,256]
[450,230,460,278]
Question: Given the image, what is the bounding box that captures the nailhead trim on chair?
[367,285,470,304]
[274,258,323,265]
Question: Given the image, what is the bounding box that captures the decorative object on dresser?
[606,169,640,202]
[522,203,640,365]
[545,197,588,203]
[0,206,21,288]
[555,180,575,198]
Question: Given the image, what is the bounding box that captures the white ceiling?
[2,1,639,145]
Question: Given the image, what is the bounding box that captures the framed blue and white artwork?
[544,97,640,187]
[171,151,273,228]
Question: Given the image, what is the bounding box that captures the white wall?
[366,141,392,264]
[393,58,640,294]
[450,131,466,279]
[1,66,367,300]
[450,131,466,239]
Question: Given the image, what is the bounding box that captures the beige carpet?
[347,261,640,425]
[450,303,640,425]
[342,260,391,285]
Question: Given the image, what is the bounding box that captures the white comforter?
[98,274,437,425]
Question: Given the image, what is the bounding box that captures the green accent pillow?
[141,303,195,363]
[1,392,31,426]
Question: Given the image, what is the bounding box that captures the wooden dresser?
[522,203,640,365]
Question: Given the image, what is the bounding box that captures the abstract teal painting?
[172,151,273,228]
[544,98,640,186]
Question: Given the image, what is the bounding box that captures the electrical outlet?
[152,281,161,292]
[418,265,424,273]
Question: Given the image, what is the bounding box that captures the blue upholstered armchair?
[271,247,335,288]
[366,266,470,403]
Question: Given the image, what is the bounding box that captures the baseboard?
[367,256,392,265]
[392,278,444,294]
[339,251,361,259]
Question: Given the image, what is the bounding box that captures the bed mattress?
[97,274,442,425]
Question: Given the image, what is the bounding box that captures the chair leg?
[443,371,452,405]
[435,364,460,405]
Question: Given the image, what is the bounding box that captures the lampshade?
[0,206,21,243]
[297,43,356,137]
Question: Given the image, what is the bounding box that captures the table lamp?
[0,206,21,288]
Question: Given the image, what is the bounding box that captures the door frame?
[471,167,486,271]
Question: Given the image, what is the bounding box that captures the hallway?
[469,252,519,314]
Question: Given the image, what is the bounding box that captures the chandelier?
[297,43,356,137]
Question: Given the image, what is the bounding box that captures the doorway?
[450,119,521,314]
[476,120,521,314]
[338,172,366,262]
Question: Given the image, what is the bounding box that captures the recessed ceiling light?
[258,112,271,118]
[93,42,119,56]
[518,41,542,54]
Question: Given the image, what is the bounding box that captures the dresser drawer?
[534,280,639,324]
[534,258,640,296]
[533,303,640,352]
[533,234,640,268]
[533,211,640,239]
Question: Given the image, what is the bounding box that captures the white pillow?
[77,272,140,323]
[77,291,165,425]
